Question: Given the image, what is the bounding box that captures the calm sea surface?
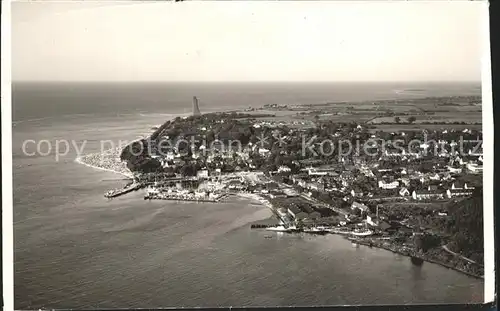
[12,82,483,309]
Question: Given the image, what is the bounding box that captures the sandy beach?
[75,147,133,179]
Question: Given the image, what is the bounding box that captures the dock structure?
[144,192,227,203]
[104,182,142,198]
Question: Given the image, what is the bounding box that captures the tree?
[395,117,401,123]
[414,234,441,253]
[407,116,417,124]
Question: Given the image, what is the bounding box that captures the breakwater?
[104,182,143,198]
[250,224,279,229]
[144,193,227,203]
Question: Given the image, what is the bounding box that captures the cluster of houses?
[273,144,482,204]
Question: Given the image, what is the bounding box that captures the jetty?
[144,192,227,203]
[104,182,142,198]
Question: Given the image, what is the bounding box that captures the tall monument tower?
[192,96,201,116]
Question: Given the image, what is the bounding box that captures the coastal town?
[81,95,484,279]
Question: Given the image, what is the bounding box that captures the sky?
[11,1,487,82]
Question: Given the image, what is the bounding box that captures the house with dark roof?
[350,187,364,198]
[287,205,308,220]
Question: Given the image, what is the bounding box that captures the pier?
[104,182,143,198]
[144,192,228,203]
[250,224,280,229]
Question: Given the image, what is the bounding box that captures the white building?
[446,188,473,198]
[452,182,474,190]
[197,170,209,179]
[467,163,483,173]
[258,148,270,156]
[366,215,379,226]
[399,187,410,197]
[447,166,462,174]
[307,167,328,176]
[278,165,292,173]
[412,189,444,200]
[378,180,399,190]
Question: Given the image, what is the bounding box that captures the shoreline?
[75,152,484,281]
[350,238,484,280]
[237,192,484,280]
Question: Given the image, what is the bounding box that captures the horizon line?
[11,80,482,84]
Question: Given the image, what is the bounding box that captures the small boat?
[264,235,273,239]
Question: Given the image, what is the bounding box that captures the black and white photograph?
[3,0,495,309]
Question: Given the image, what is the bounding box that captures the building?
[411,186,444,200]
[258,148,270,156]
[350,188,364,198]
[269,191,287,199]
[309,182,325,192]
[446,188,473,198]
[351,201,369,213]
[399,187,410,197]
[277,165,292,173]
[429,173,441,181]
[399,178,410,187]
[366,214,379,226]
[378,180,399,190]
[212,168,222,177]
[287,206,309,220]
[452,182,474,190]
[283,188,298,197]
[307,167,328,176]
[197,170,209,179]
[447,166,462,174]
[467,163,483,173]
